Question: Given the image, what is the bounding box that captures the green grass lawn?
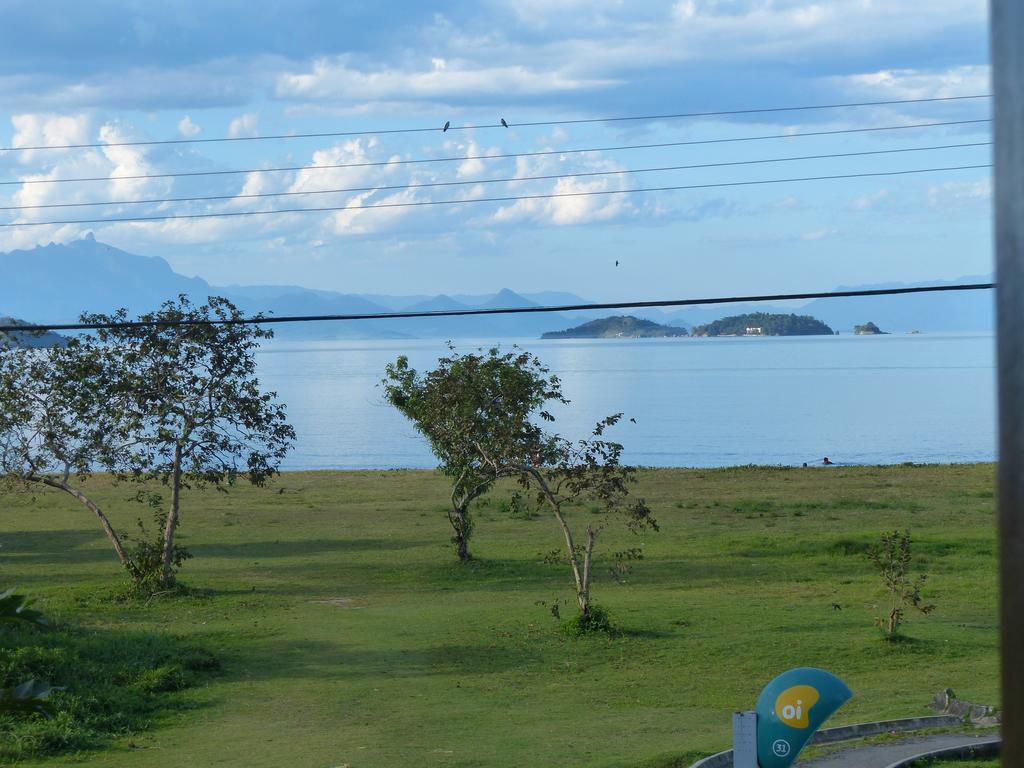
[0,464,999,767]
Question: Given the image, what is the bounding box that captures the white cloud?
[275,57,618,102]
[326,188,421,236]
[801,228,838,241]
[835,65,991,101]
[927,178,991,208]
[8,113,92,163]
[98,122,166,201]
[227,113,259,139]
[453,141,498,178]
[490,152,634,226]
[177,115,200,137]
[850,188,889,211]
[2,114,169,244]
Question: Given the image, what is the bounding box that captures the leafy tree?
[82,296,296,589]
[384,346,655,626]
[867,530,935,639]
[0,341,135,571]
[505,414,657,628]
[383,346,562,561]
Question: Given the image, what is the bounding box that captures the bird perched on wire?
[442,121,450,132]
[500,118,509,128]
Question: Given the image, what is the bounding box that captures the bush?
[129,665,188,693]
[561,605,614,637]
[0,623,218,761]
[123,508,193,597]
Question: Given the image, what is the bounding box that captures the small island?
[541,315,689,339]
[854,321,888,335]
[690,312,834,337]
[0,315,68,349]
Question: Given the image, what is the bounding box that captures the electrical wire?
[0,118,991,190]
[0,119,991,188]
[0,94,991,152]
[0,142,991,212]
[0,283,994,333]
[0,164,992,228]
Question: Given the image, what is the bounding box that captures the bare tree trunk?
[451,504,472,561]
[449,477,477,562]
[531,469,588,616]
[32,474,130,567]
[161,442,183,586]
[580,525,597,618]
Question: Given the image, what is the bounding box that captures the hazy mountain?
[224,286,410,340]
[0,234,212,323]
[0,316,68,348]
[0,236,994,338]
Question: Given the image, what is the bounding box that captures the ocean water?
[254,333,997,470]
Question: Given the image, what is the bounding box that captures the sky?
[0,0,993,300]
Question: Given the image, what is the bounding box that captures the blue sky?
[0,1,992,300]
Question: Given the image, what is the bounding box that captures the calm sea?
[254,333,996,470]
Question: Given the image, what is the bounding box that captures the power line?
[0,164,992,228]
[0,283,994,333]
[0,94,992,153]
[1,119,990,188]
[1,142,991,212]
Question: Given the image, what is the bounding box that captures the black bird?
[831,603,842,611]
[500,118,509,128]
[615,260,619,267]
[629,417,636,424]
[442,121,450,132]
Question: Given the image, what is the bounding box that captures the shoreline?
[266,460,998,474]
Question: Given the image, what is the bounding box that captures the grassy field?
[0,464,999,767]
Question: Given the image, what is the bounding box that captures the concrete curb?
[689,715,964,768]
[881,737,1001,768]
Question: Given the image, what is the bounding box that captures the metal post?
[992,2,1024,765]
[732,711,757,768]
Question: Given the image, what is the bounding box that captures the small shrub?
[123,509,192,597]
[130,665,187,693]
[561,605,614,637]
[867,529,935,640]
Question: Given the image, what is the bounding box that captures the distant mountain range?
[0,235,995,339]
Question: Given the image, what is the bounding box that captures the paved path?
[800,732,999,767]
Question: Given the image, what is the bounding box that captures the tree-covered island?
[690,312,834,337]
[854,321,887,335]
[541,315,689,339]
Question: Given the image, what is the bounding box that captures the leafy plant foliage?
[383,345,562,561]
[384,346,656,625]
[867,529,935,639]
[0,295,295,592]
[0,621,218,760]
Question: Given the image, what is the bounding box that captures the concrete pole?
[992,2,1023,765]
